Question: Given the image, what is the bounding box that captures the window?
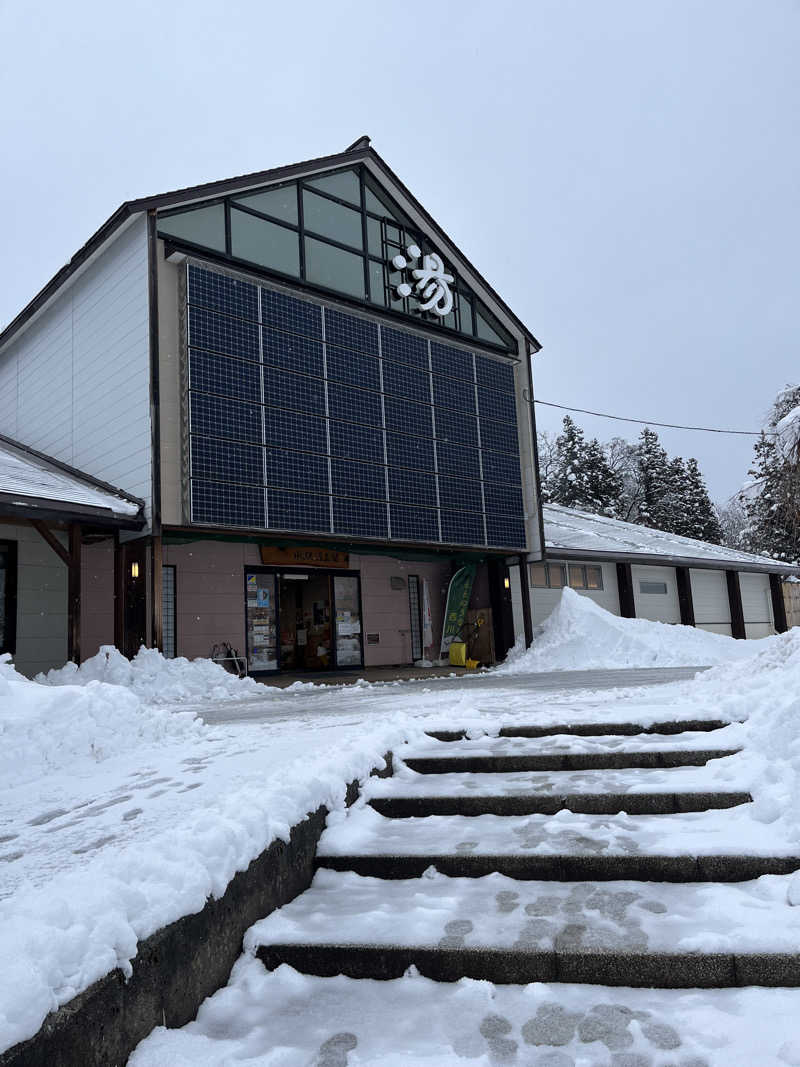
[568,564,604,591]
[569,564,586,589]
[157,166,517,352]
[530,562,567,589]
[640,580,668,595]
[162,565,176,659]
[586,566,604,590]
[0,541,17,655]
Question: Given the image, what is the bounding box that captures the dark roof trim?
[0,432,146,512]
[544,545,800,577]
[1,142,541,355]
[0,496,145,529]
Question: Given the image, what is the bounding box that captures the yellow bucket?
[465,658,479,670]
[448,642,467,666]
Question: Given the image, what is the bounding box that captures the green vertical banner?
[439,564,477,659]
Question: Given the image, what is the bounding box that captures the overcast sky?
[1,0,798,504]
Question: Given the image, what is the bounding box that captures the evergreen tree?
[583,438,623,516]
[547,416,594,509]
[635,428,673,530]
[739,384,800,563]
[683,457,723,543]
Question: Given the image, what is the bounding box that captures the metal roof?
[543,503,800,575]
[0,433,144,526]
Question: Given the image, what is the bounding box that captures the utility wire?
[528,396,776,437]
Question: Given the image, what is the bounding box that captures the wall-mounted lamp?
[503,577,510,589]
[130,562,140,579]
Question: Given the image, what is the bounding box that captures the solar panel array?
[186,264,527,548]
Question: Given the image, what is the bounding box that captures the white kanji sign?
[390,244,454,317]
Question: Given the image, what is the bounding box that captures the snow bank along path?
[497,586,770,673]
[0,651,413,1057]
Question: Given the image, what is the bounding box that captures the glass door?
[333,575,363,667]
[245,572,278,671]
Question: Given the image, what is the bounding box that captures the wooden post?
[518,554,533,648]
[151,535,163,652]
[770,573,788,634]
[726,570,746,639]
[68,524,81,664]
[676,567,695,627]
[114,532,125,650]
[616,562,636,618]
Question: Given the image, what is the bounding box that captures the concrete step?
[427,718,731,741]
[316,806,800,882]
[403,748,740,773]
[367,763,751,816]
[127,962,800,1065]
[250,869,800,988]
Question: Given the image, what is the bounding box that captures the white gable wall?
[0,216,152,519]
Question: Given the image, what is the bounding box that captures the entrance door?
[279,572,333,670]
[244,567,364,673]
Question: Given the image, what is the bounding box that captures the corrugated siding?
[0,217,151,517]
[689,568,732,635]
[3,523,68,677]
[631,564,680,624]
[739,571,774,638]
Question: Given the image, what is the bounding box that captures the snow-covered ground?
[2,593,800,1059]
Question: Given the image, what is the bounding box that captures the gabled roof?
[0,138,542,355]
[0,433,145,527]
[543,503,800,575]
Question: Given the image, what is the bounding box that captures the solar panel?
[191,436,263,485]
[186,265,527,547]
[188,265,258,322]
[192,480,264,527]
[188,306,260,361]
[390,503,440,542]
[388,467,437,508]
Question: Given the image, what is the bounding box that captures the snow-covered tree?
[546,416,594,509]
[635,428,673,530]
[582,438,623,516]
[739,384,800,563]
[683,457,723,543]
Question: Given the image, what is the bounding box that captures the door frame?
[243,564,364,674]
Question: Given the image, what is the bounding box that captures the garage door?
[689,569,732,635]
[739,572,774,638]
[631,565,680,624]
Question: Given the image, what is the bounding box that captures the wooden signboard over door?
[259,545,350,569]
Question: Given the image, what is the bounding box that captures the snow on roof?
[0,437,142,520]
[543,503,795,572]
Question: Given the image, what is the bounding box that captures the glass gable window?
[158,166,517,354]
[185,263,526,549]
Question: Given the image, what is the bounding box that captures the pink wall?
[161,539,452,669]
[81,538,115,658]
[353,553,451,666]
[163,540,261,661]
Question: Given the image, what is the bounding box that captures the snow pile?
[496,587,763,673]
[0,715,411,1056]
[0,654,201,787]
[37,645,262,704]
[681,629,800,842]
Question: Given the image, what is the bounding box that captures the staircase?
[248,715,800,1061]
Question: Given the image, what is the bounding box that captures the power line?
[530,397,776,437]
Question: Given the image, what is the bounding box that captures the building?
[0,140,794,678]
[530,504,795,638]
[0,138,543,677]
